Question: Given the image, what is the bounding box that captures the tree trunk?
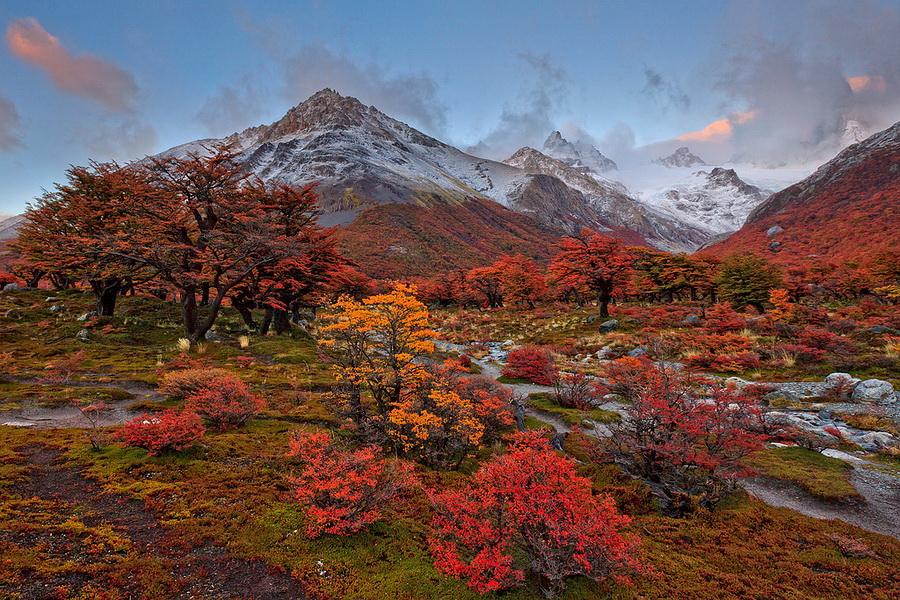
[91,278,123,316]
[597,288,611,318]
[232,297,258,330]
[180,288,200,343]
[259,306,274,336]
[272,309,291,334]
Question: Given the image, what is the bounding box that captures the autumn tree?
[465,265,504,308]
[494,254,546,308]
[94,145,335,343]
[549,230,633,318]
[429,432,645,597]
[14,162,152,315]
[715,252,783,313]
[602,357,766,515]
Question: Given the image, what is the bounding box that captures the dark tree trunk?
[200,283,210,306]
[272,308,291,334]
[259,306,274,336]
[180,288,200,343]
[90,278,124,316]
[232,296,258,330]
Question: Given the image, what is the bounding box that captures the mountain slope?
[705,121,900,265]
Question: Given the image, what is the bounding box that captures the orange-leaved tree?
[549,230,633,318]
[429,431,646,597]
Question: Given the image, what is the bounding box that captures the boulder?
[766,225,784,235]
[858,431,896,449]
[867,325,900,335]
[625,346,648,358]
[681,314,701,325]
[597,319,619,333]
[49,305,64,313]
[77,311,98,322]
[3,283,19,291]
[724,377,750,389]
[596,346,615,360]
[763,389,801,407]
[851,379,896,405]
[823,372,861,399]
[204,330,223,341]
[586,314,598,323]
[75,329,90,342]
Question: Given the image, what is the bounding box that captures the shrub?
[185,376,266,430]
[157,368,235,400]
[797,326,855,354]
[501,346,557,385]
[553,372,596,409]
[115,410,205,455]
[429,432,647,597]
[703,302,747,333]
[286,430,410,538]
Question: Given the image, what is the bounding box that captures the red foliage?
[185,375,266,430]
[115,410,206,455]
[286,430,410,538]
[703,302,747,333]
[683,351,762,373]
[501,346,557,385]
[796,326,855,354]
[549,230,633,318]
[429,432,646,597]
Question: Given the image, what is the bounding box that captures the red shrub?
[501,346,557,385]
[185,375,266,430]
[771,343,826,364]
[703,302,747,333]
[115,410,205,455]
[286,430,410,538]
[157,368,234,400]
[684,351,761,373]
[797,326,855,354]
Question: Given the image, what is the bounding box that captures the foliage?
[602,358,767,515]
[501,346,557,386]
[184,375,266,430]
[428,432,646,597]
[157,368,236,400]
[715,253,782,313]
[286,430,410,538]
[552,371,596,410]
[115,410,206,455]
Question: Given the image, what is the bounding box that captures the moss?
[745,446,861,501]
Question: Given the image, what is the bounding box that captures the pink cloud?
[677,110,757,143]
[6,17,138,111]
[846,76,887,94]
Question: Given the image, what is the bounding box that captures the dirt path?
[11,446,307,600]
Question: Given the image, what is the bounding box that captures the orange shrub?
[157,368,235,400]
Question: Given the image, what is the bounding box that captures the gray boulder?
[204,330,222,341]
[598,319,619,333]
[681,314,701,326]
[767,225,784,236]
[724,377,750,389]
[596,346,615,360]
[851,379,896,405]
[763,389,801,406]
[75,329,90,342]
[823,372,861,399]
[858,431,896,449]
[77,312,98,322]
[867,325,900,335]
[625,346,648,358]
[49,305,64,313]
[3,283,19,291]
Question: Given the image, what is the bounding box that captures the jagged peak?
[655,146,707,168]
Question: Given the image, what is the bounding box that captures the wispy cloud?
[6,17,138,111]
[197,76,267,136]
[74,118,157,160]
[0,93,22,151]
[642,68,690,112]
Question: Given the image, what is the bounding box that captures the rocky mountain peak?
[655,146,707,168]
[256,89,376,142]
[542,131,618,173]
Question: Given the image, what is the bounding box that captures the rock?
[75,329,90,342]
[296,311,316,322]
[858,431,897,449]
[851,379,896,405]
[770,241,782,249]
[763,389,801,407]
[867,325,900,335]
[818,409,832,420]
[625,346,648,358]
[766,225,784,236]
[823,372,861,399]
[500,339,516,348]
[45,297,61,302]
[3,283,19,291]
[597,319,619,333]
[624,317,644,325]
[49,305,64,313]
[763,412,840,445]
[204,330,222,341]
[596,346,615,359]
[586,314,598,323]
[295,319,310,329]
[76,311,98,321]
[724,377,750,389]
[681,314,701,325]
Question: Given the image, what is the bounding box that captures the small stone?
[625,346,648,358]
[45,297,61,302]
[204,330,222,341]
[681,314,701,325]
[767,225,784,236]
[77,311,98,321]
[49,304,64,313]
[4,308,20,319]
[770,241,782,249]
[724,377,750,389]
[586,314,598,323]
[818,409,832,420]
[867,325,900,335]
[75,329,90,342]
[597,319,619,333]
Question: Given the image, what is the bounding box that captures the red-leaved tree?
[549,230,633,318]
[501,346,557,385]
[115,410,206,455]
[286,430,411,538]
[429,432,646,598]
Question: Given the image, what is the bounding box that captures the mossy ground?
[745,446,861,501]
[0,290,897,599]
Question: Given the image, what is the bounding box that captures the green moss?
[745,446,861,501]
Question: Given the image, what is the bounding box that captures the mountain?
[156,89,712,274]
[0,215,25,241]
[705,120,900,265]
[503,147,707,250]
[636,167,767,235]
[542,131,618,173]
[654,147,707,168]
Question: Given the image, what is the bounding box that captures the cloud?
[0,94,22,151]
[466,52,568,159]
[847,75,887,94]
[6,17,138,111]
[642,68,690,112]
[677,110,757,143]
[197,76,268,136]
[280,44,446,135]
[75,118,157,160]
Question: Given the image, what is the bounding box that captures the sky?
[1,0,899,216]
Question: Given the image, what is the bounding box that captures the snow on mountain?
[654,147,707,168]
[503,147,707,250]
[542,131,618,174]
[0,214,25,241]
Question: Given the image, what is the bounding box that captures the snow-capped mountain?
[635,167,767,235]
[654,147,707,168]
[542,131,618,174]
[503,147,707,250]
[158,89,705,250]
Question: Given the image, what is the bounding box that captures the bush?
[287,430,410,538]
[553,372,595,409]
[185,375,266,430]
[115,410,205,455]
[157,368,235,400]
[501,346,557,385]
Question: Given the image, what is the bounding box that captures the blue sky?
[1,0,898,215]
